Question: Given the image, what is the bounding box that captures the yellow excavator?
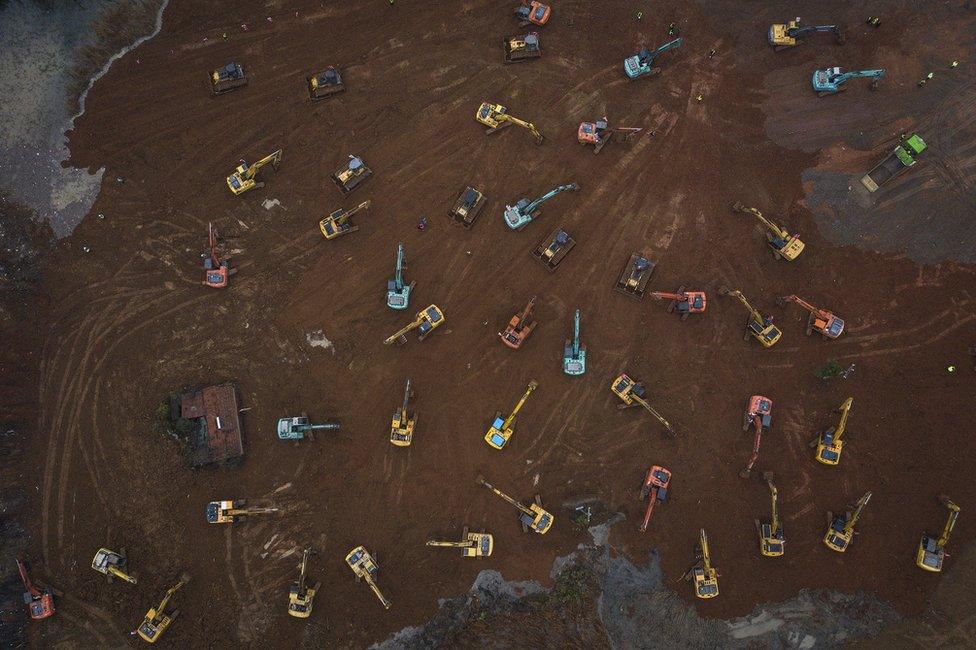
[205,500,278,524]
[756,473,785,557]
[383,305,445,345]
[345,546,391,610]
[476,475,554,534]
[917,496,960,572]
[91,548,138,584]
[611,373,675,436]
[485,380,538,449]
[717,287,782,348]
[390,378,417,446]
[731,202,805,261]
[812,397,853,465]
[226,149,282,195]
[319,200,371,239]
[426,528,494,558]
[684,529,719,599]
[476,102,543,144]
[287,549,321,618]
[136,574,190,643]
[824,491,872,552]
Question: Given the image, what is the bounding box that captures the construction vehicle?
[390,378,417,446]
[731,201,805,261]
[277,416,340,440]
[740,395,773,478]
[756,473,785,557]
[499,296,538,349]
[16,557,55,620]
[532,228,575,271]
[778,295,845,339]
[649,287,706,319]
[484,380,538,449]
[450,186,487,228]
[504,183,579,230]
[611,373,676,436]
[615,253,656,300]
[476,475,554,534]
[504,33,541,63]
[210,62,247,94]
[684,529,719,599]
[383,304,445,345]
[345,546,391,609]
[824,492,872,552]
[307,66,344,99]
[623,38,683,79]
[514,0,550,26]
[330,155,372,194]
[578,118,643,154]
[287,549,321,618]
[136,574,189,643]
[718,287,783,348]
[386,242,415,310]
[812,67,885,96]
[768,18,844,50]
[426,528,494,558]
[476,102,544,144]
[91,548,138,584]
[202,222,236,288]
[205,499,278,524]
[637,466,671,532]
[813,397,853,465]
[319,200,371,239]
[226,149,282,195]
[562,309,586,375]
[861,133,927,192]
[917,496,961,572]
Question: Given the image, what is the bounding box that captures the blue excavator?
[624,38,683,79]
[386,242,414,310]
[812,67,885,96]
[768,18,844,50]
[562,309,586,376]
[504,182,579,230]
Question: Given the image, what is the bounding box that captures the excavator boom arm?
[394,243,405,288]
[502,381,538,429]
[939,502,960,546]
[832,398,853,442]
[572,309,581,355]
[846,492,873,532]
[699,530,712,571]
[524,183,579,214]
[769,483,780,533]
[730,290,766,325]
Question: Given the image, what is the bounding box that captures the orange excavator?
[649,288,706,319]
[777,295,845,339]
[499,296,537,349]
[202,222,236,289]
[637,466,672,532]
[740,395,772,479]
[16,557,56,620]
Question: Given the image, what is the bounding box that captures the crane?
[757,473,785,557]
[499,296,538,349]
[768,18,844,50]
[731,202,805,261]
[91,548,138,584]
[649,288,706,319]
[276,416,340,440]
[686,529,719,599]
[205,500,278,524]
[611,373,676,436]
[778,295,845,339]
[345,546,391,609]
[136,574,190,643]
[226,149,282,195]
[386,242,415,310]
[390,378,417,446]
[563,309,586,375]
[813,397,853,465]
[623,38,683,79]
[637,466,671,533]
[718,287,782,347]
[383,305,445,345]
[504,182,579,230]
[740,395,773,478]
[476,475,554,534]
[812,67,885,96]
[917,496,961,572]
[476,102,544,144]
[485,380,539,449]
[288,549,321,618]
[824,491,872,552]
[16,557,55,620]
[426,528,494,558]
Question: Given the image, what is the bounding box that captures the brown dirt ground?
[16,0,976,646]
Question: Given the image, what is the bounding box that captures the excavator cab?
[637,466,671,532]
[740,395,772,478]
[345,546,391,609]
[562,309,586,375]
[450,186,487,228]
[307,66,344,99]
[137,574,189,643]
[16,557,55,620]
[757,473,785,557]
[824,492,872,552]
[330,155,372,194]
[499,296,538,349]
[532,228,575,271]
[92,548,138,584]
[485,380,538,449]
[504,33,541,63]
[288,549,321,618]
[688,529,719,599]
[917,496,960,572]
[426,528,494,558]
[319,200,371,239]
[227,149,282,195]
[390,378,417,446]
[515,1,550,26]
[814,397,852,465]
[383,305,446,345]
[210,62,247,94]
[615,253,656,300]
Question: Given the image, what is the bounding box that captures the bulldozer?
[917,496,961,572]
[136,574,190,643]
[390,378,417,447]
[287,549,321,618]
[768,18,844,50]
[612,373,676,436]
[740,395,772,479]
[683,529,719,599]
[226,149,282,195]
[319,200,371,239]
[307,66,344,99]
[532,228,575,271]
[731,202,805,261]
[562,309,586,375]
[345,546,391,609]
[210,62,247,94]
[476,102,543,144]
[637,466,671,533]
[386,242,415,310]
[504,183,579,230]
[812,397,853,465]
[330,155,372,194]
[624,38,683,79]
[504,33,541,63]
[718,287,782,348]
[202,222,236,288]
[615,253,656,300]
[578,118,643,154]
[812,67,885,96]
[477,475,554,534]
[91,548,138,584]
[16,557,56,620]
[778,295,845,339]
[383,305,445,345]
[824,492,872,552]
[277,416,340,441]
[450,186,487,228]
[514,0,550,26]
[649,287,706,319]
[756,473,785,557]
[205,500,278,524]
[426,528,494,558]
[499,296,538,349]
[484,380,538,449]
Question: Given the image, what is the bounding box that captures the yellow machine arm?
[156,577,189,616]
[501,381,538,430]
[722,289,765,326]
[296,549,310,594]
[109,565,138,584]
[938,497,961,546]
[699,529,713,572]
[845,492,873,533]
[767,479,780,535]
[425,540,473,548]
[733,202,788,239]
[242,149,282,181]
[364,576,391,609]
[497,114,544,144]
[477,476,533,518]
[384,315,425,345]
[831,398,853,443]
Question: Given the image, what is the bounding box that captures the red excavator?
[17,557,56,620]
[202,223,236,289]
[777,295,845,339]
[740,396,772,478]
[637,466,672,532]
[649,287,706,319]
[499,296,538,349]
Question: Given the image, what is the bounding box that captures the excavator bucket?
[307,67,344,99]
[330,155,372,195]
[210,62,247,95]
[615,253,656,300]
[531,228,575,271]
[450,186,487,228]
[504,33,542,63]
